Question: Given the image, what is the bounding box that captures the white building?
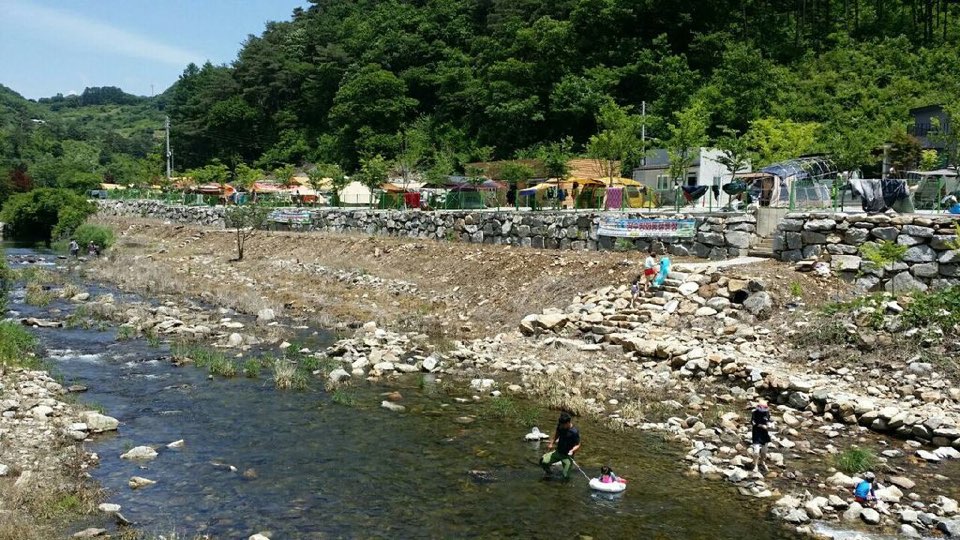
[632,147,751,209]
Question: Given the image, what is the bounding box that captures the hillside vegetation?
[0,84,166,206]
[165,0,960,175]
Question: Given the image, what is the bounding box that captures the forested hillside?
[0,85,166,205]
[167,0,960,176]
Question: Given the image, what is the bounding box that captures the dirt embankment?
[90,216,836,339]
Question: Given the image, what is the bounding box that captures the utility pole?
[165,116,172,182]
[641,101,647,166]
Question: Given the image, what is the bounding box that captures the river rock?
[917,449,942,462]
[678,282,700,296]
[227,333,245,348]
[128,476,156,489]
[939,496,959,515]
[939,519,960,536]
[421,356,439,372]
[875,485,903,503]
[743,292,773,318]
[328,368,350,383]
[83,412,120,433]
[71,292,91,302]
[73,529,108,538]
[249,535,271,540]
[842,502,864,521]
[167,439,185,449]
[783,508,809,523]
[121,446,158,461]
[889,476,915,490]
[381,400,406,412]
[900,524,922,538]
[935,447,960,460]
[98,503,121,514]
[257,308,276,322]
[0,464,8,477]
[861,508,881,525]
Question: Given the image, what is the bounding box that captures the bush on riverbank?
[0,188,95,243]
[52,223,116,253]
[834,447,878,474]
[0,248,11,311]
[0,321,38,370]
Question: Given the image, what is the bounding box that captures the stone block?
[903,245,937,263]
[801,230,827,244]
[870,227,899,241]
[911,262,939,278]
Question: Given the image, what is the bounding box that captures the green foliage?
[485,397,540,428]
[0,320,39,370]
[743,118,819,169]
[24,282,54,307]
[208,356,238,377]
[834,448,877,475]
[233,163,263,190]
[860,241,907,269]
[224,204,269,261]
[919,149,941,171]
[664,100,710,183]
[243,358,262,378]
[71,224,115,250]
[115,326,136,341]
[714,126,750,180]
[273,164,296,187]
[539,138,574,179]
[788,281,803,298]
[0,247,11,311]
[498,162,535,186]
[331,387,357,407]
[0,188,95,242]
[901,286,960,331]
[186,161,230,186]
[588,101,645,182]
[357,154,390,193]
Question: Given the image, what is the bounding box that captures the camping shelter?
[339,181,374,206]
[744,156,839,208]
[906,168,960,210]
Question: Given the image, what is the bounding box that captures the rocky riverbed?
[20,216,960,538]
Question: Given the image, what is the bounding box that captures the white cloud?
[5,0,204,66]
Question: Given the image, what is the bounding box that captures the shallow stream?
[5,245,796,539]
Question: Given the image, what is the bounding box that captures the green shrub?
[834,447,877,474]
[71,224,115,250]
[860,240,907,269]
[485,397,541,427]
[0,321,39,369]
[902,285,960,330]
[331,387,357,406]
[0,188,95,242]
[0,247,11,311]
[243,359,261,378]
[209,356,237,377]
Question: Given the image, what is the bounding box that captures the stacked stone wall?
[773,212,960,291]
[95,200,758,259]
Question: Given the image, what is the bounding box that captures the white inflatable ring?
[589,478,626,493]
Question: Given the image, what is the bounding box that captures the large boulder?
[120,446,158,461]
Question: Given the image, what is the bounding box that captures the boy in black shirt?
[540,412,581,480]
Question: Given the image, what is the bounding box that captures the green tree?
[273,164,296,187]
[714,126,750,182]
[499,161,535,187]
[309,163,347,206]
[664,100,710,185]
[539,137,573,180]
[357,154,389,205]
[188,161,231,187]
[919,149,940,171]
[587,101,644,184]
[224,204,269,261]
[744,118,819,168]
[233,163,263,191]
[0,188,95,242]
[328,65,418,168]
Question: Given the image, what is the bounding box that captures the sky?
[0,0,310,100]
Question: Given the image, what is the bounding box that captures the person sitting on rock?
[540,412,580,480]
[854,473,877,506]
[751,399,774,473]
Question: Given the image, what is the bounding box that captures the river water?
[4,245,796,539]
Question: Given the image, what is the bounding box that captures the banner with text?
[598,217,696,238]
[268,209,313,225]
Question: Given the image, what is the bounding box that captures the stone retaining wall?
[95,199,757,258]
[773,212,960,291]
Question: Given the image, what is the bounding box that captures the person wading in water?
[540,412,581,480]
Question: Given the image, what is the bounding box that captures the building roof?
[909,104,944,114]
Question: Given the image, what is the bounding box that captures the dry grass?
[90,215,687,336]
[0,453,103,540]
[273,359,296,389]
